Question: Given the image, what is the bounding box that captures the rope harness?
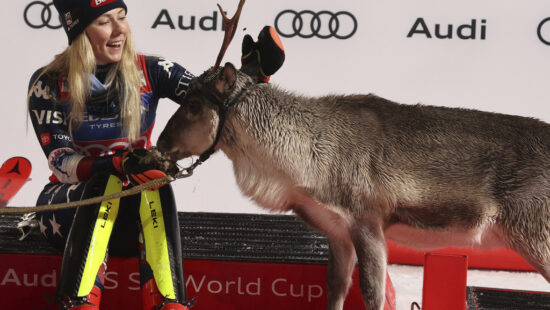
[0,162,195,214]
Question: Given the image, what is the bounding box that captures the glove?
[241,25,285,82]
[112,148,168,187]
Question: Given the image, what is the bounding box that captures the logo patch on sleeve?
[40,133,51,146]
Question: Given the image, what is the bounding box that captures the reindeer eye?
[188,99,201,115]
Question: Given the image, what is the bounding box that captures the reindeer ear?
[215,62,237,97]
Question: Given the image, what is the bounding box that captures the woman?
[27,0,285,309]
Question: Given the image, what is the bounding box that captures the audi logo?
[538,17,550,46]
[24,1,62,29]
[275,10,358,40]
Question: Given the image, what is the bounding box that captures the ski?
[0,157,32,208]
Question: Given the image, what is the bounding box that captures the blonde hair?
[27,30,142,142]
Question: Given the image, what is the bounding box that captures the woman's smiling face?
[85,8,129,65]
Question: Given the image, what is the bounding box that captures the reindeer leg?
[350,218,387,310]
[293,203,356,310]
[499,200,550,283]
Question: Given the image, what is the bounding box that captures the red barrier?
[422,253,468,310]
[387,241,534,271]
[0,253,395,310]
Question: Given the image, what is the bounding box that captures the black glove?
[241,25,285,82]
[113,148,169,187]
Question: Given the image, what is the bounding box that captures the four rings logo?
[275,10,357,40]
[24,1,62,29]
[538,17,550,46]
[19,2,547,46]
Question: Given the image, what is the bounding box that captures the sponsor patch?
[64,12,73,26]
[40,133,51,146]
[91,0,118,8]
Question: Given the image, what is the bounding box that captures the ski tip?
[0,157,32,178]
[3,157,31,168]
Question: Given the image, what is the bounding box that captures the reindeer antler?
[210,0,246,73]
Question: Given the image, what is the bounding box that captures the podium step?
[0,211,329,263]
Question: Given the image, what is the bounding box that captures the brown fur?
[157,63,550,310]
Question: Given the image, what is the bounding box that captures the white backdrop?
[3,0,550,214]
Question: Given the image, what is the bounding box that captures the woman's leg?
[38,174,123,309]
[138,184,191,310]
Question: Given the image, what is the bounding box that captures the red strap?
[112,154,124,174]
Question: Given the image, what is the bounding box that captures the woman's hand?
[113,148,176,187]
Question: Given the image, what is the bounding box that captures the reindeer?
[156,1,550,309]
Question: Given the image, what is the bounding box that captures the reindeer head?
[157,62,240,161]
[156,0,245,162]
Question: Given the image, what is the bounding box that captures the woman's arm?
[28,69,120,183]
[143,55,195,104]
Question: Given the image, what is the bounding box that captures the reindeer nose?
[156,137,184,161]
[156,136,171,153]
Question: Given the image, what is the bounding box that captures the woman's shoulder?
[138,54,193,80]
[138,54,162,66]
[29,67,46,83]
[136,54,163,74]
[29,67,61,86]
[28,66,62,100]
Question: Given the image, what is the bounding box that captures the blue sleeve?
[28,69,101,183]
[144,56,195,104]
[28,69,71,154]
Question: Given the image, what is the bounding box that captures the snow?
[388,264,550,309]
